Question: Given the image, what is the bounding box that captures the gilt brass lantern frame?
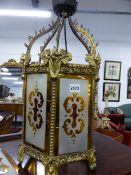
[18,8,101,173]
[19,62,99,171]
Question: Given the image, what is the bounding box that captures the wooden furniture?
[0,112,14,135]
[0,132,22,142]
[2,131,131,175]
[0,102,23,127]
[96,127,123,143]
[58,131,131,175]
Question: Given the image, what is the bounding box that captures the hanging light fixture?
[18,0,101,174]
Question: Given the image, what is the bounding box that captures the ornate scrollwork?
[88,147,96,170]
[19,19,60,66]
[25,19,59,54]
[1,59,22,67]
[20,53,31,65]
[85,52,101,69]
[61,63,95,74]
[39,47,72,77]
[21,143,96,168]
[23,144,49,164]
[68,18,101,71]
[25,63,48,73]
[62,92,85,141]
[28,83,44,136]
[55,150,88,166]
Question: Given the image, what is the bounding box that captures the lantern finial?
[52,0,77,17]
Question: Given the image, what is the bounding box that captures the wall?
[0,38,131,113]
[98,41,131,113]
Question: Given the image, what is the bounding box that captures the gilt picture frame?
[104,61,121,81]
[103,82,121,102]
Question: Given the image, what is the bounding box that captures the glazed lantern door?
[25,74,47,150]
[59,77,88,154]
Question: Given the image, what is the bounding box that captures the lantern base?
[18,144,96,175]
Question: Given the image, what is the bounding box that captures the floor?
[0,139,45,175]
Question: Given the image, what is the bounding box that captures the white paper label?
[70,84,80,92]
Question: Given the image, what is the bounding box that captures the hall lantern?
[18,0,101,174]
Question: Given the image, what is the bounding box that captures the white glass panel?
[59,78,88,154]
[25,74,47,150]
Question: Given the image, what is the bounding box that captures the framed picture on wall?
[104,61,121,81]
[127,67,131,99]
[103,82,121,102]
